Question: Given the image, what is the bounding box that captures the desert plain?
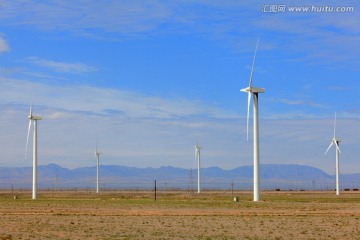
[0,190,359,239]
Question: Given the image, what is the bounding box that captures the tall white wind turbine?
[325,113,341,195]
[95,143,101,194]
[194,141,202,194]
[240,38,265,202]
[26,105,43,200]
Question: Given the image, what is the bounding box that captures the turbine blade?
[96,136,98,153]
[333,112,337,138]
[324,142,333,155]
[25,120,32,159]
[195,147,197,162]
[249,37,259,88]
[29,104,33,117]
[335,141,341,154]
[246,91,251,141]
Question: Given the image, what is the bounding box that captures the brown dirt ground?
[0,190,360,239]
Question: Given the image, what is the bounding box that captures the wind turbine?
[194,141,202,194]
[26,105,42,200]
[95,143,101,194]
[240,38,265,202]
[325,113,341,196]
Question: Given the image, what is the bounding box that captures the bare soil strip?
[1,191,359,239]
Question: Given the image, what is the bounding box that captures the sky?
[0,0,360,174]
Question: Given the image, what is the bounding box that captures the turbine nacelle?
[29,115,43,121]
[240,86,265,94]
[194,145,202,150]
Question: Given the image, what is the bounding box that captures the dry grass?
[0,190,359,239]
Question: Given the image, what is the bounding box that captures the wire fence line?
[2,178,359,192]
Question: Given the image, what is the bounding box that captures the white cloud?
[0,35,10,53]
[0,77,359,174]
[0,1,172,35]
[254,4,360,66]
[1,1,359,67]
[0,1,360,172]
[269,97,325,108]
[28,57,96,74]
[0,77,238,120]
[0,76,243,169]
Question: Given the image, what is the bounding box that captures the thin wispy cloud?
[0,77,238,120]
[0,76,244,169]
[0,35,10,53]
[0,67,22,75]
[0,77,359,173]
[255,5,360,66]
[326,86,353,91]
[21,70,68,81]
[27,57,96,74]
[1,1,359,67]
[268,97,325,108]
[0,0,359,174]
[0,1,171,35]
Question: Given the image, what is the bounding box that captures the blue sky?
[0,0,359,174]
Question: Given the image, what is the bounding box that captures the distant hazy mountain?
[0,164,359,190]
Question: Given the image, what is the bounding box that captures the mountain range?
[1,164,359,190]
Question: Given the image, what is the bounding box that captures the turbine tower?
[194,142,202,194]
[325,113,341,196]
[26,105,42,200]
[240,38,265,202]
[95,143,101,194]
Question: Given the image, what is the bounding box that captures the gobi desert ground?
[1,190,360,239]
